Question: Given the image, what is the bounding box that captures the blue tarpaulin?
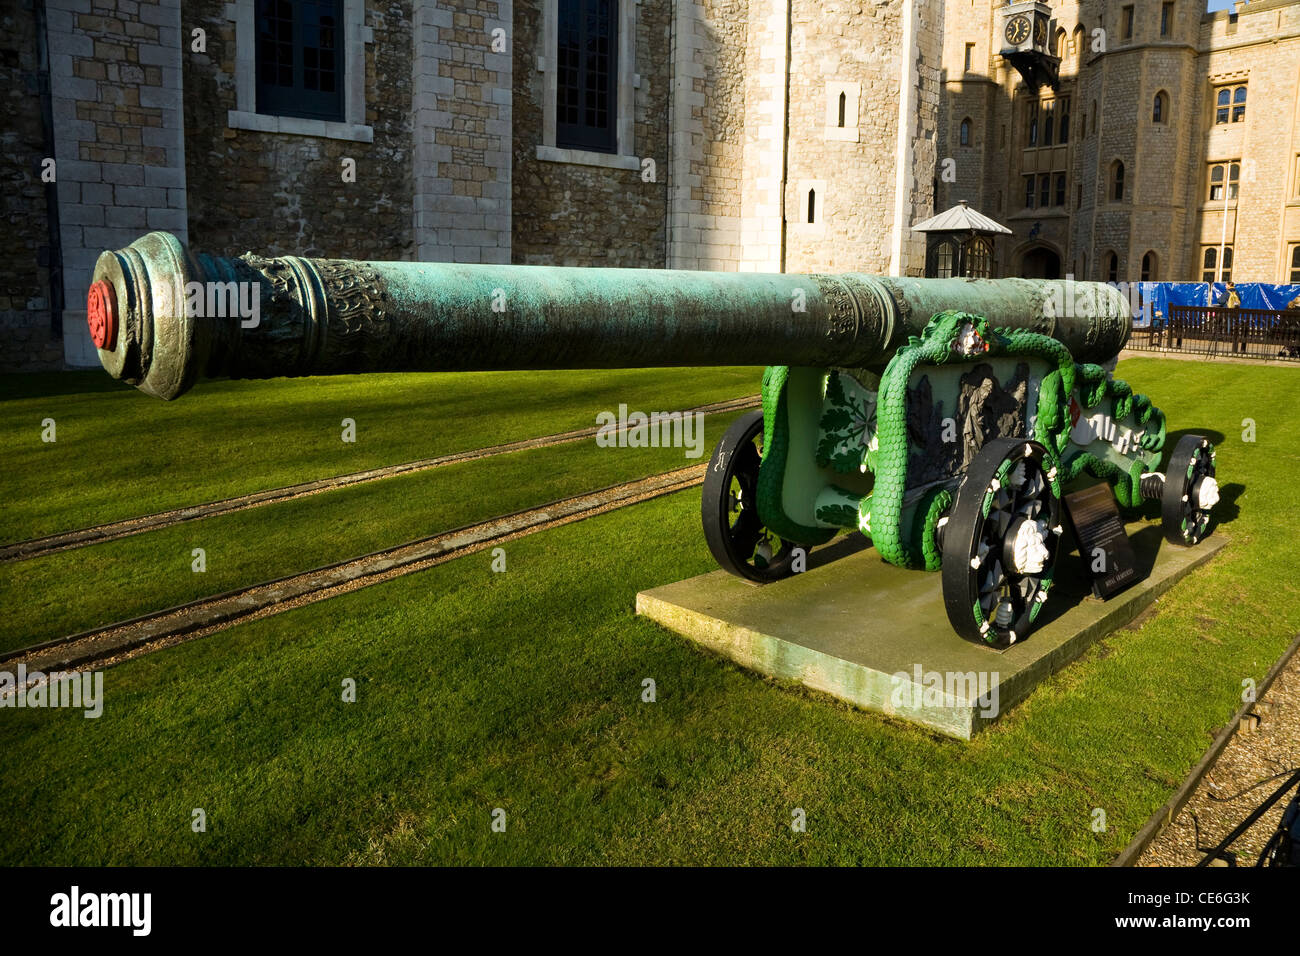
[1133,282,1300,327]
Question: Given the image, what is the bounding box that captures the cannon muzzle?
[87,232,1131,399]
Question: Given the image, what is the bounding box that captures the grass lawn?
[0,367,758,542]
[0,357,1297,864]
[0,415,734,651]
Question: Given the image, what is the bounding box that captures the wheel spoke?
[733,440,761,477]
[728,506,763,558]
[992,502,1013,538]
[981,558,1004,594]
[703,410,798,583]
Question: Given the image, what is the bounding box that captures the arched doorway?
[1020,247,1062,279]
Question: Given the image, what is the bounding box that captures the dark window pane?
[557,0,618,152]
[256,0,344,120]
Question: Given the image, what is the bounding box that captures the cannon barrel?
[87,231,1132,400]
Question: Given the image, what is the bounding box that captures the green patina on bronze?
[88,232,1132,400]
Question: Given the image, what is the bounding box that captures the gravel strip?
[0,466,706,684]
[0,396,756,563]
[1138,642,1300,866]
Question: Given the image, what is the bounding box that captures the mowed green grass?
[0,357,1297,864]
[0,415,735,651]
[0,367,758,542]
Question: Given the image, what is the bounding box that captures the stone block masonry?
[670,0,939,275]
[47,0,187,367]
[511,0,670,267]
[1,0,63,371]
[184,0,415,263]
[413,0,512,263]
[3,0,948,372]
[940,0,1300,282]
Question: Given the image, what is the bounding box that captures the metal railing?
[1128,305,1300,361]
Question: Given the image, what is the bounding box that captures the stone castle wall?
[184,0,416,261]
[667,0,748,271]
[940,0,1300,283]
[4,0,943,371]
[511,0,671,267]
[1,0,63,372]
[1196,3,1300,283]
[412,0,512,264]
[784,0,906,274]
[44,0,188,366]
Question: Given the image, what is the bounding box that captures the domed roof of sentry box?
[911,200,1012,235]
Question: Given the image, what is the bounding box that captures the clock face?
[1033,17,1047,45]
[1005,15,1031,45]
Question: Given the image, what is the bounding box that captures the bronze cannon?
[87,231,1218,645]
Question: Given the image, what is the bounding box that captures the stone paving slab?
[637,524,1227,739]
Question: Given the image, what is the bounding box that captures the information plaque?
[1064,482,1141,599]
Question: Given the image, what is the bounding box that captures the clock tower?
[1000,1,1059,91]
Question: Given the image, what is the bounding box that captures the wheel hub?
[1193,475,1220,511]
[1004,516,1051,575]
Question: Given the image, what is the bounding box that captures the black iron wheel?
[1162,433,1218,546]
[941,437,1062,648]
[701,409,799,582]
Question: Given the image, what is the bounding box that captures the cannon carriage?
[701,309,1218,646]
[86,231,1219,647]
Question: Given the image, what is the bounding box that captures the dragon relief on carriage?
[702,311,1219,647]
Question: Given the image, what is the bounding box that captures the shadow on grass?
[1209,482,1244,529]
[0,371,130,402]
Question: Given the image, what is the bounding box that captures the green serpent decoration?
[871,311,1074,569]
[1060,364,1167,508]
[757,365,835,547]
[754,310,1167,566]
